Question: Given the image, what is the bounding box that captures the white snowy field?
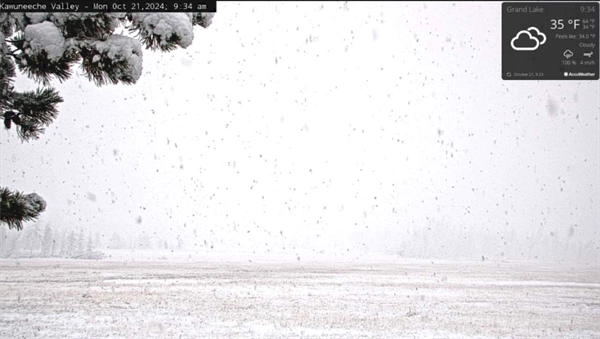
[0,255,598,338]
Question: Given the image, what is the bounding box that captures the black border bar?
[0,1,217,12]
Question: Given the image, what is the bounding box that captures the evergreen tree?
[156,238,164,250]
[75,228,85,257]
[137,232,153,250]
[86,232,93,256]
[109,232,123,249]
[0,225,6,257]
[0,12,215,231]
[94,231,101,250]
[41,223,53,257]
[50,228,57,257]
[66,230,76,258]
[5,230,21,257]
[25,222,42,256]
[58,228,68,257]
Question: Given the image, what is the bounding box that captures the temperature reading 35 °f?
[550,19,582,30]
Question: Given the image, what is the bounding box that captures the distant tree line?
[0,223,100,259]
[0,224,186,258]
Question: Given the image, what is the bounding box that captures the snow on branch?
[80,35,143,85]
[129,13,195,51]
[0,187,47,231]
[24,21,66,60]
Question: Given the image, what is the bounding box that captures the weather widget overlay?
[502,2,599,80]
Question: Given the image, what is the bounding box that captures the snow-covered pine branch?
[0,187,47,231]
[0,11,214,231]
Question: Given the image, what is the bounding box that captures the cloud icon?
[526,27,546,45]
[511,27,546,51]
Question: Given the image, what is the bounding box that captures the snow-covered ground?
[0,254,598,338]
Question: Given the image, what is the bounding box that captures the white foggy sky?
[1,2,598,261]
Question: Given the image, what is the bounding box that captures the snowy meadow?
[1,254,599,338]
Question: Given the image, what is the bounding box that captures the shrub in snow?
[73,251,105,260]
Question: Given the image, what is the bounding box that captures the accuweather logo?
[564,72,596,77]
[511,27,547,51]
